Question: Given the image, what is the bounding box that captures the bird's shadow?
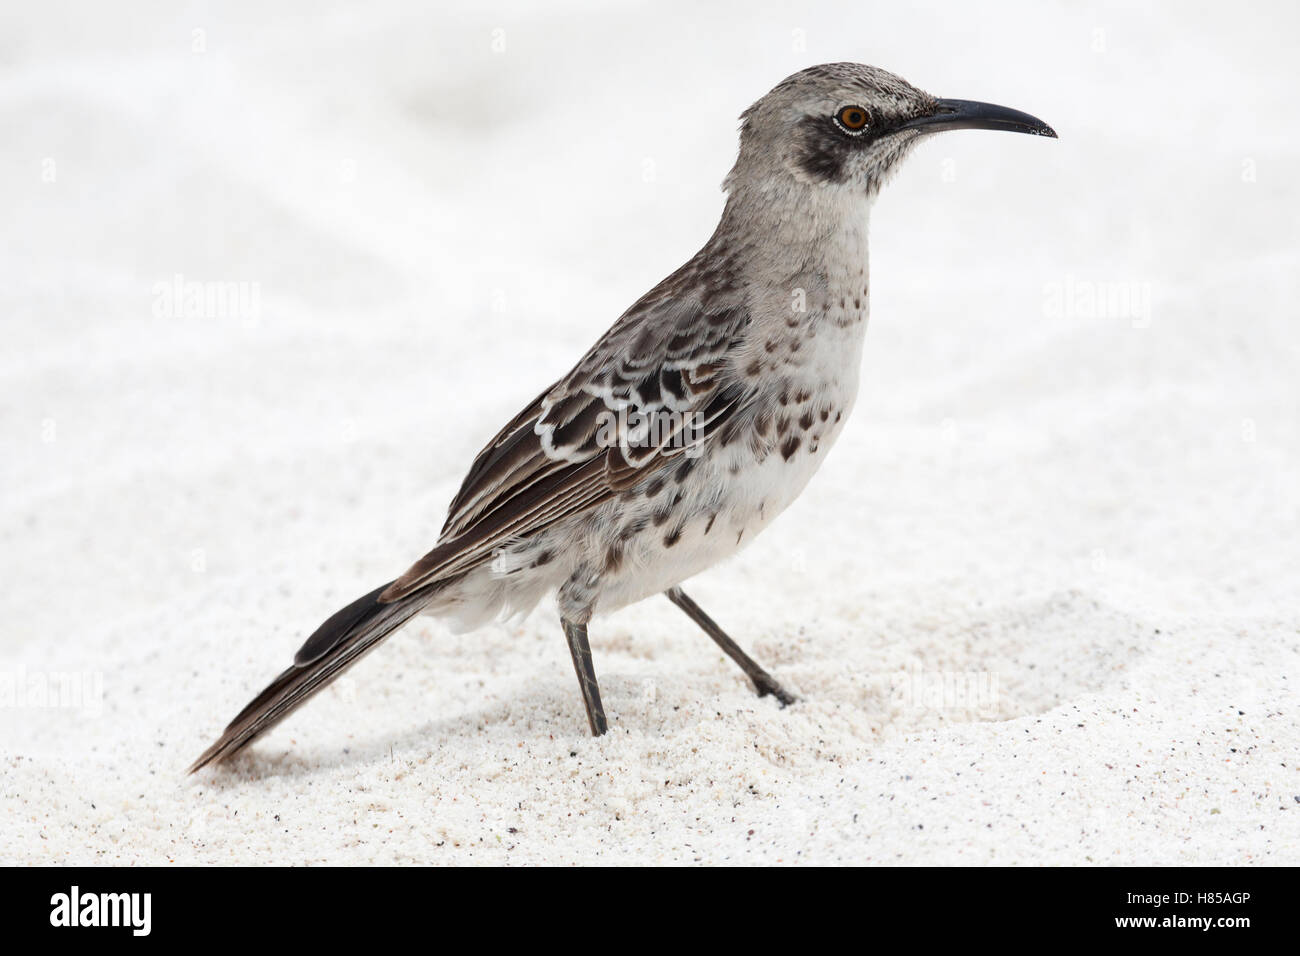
[188,588,1144,785]
[186,673,700,785]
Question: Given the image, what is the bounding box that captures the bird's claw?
[753,675,797,707]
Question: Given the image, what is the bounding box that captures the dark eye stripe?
[795,115,858,182]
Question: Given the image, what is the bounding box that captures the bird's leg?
[665,587,796,706]
[562,618,608,736]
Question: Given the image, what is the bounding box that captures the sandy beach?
[2,1,1297,864]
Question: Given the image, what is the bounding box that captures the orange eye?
[835,106,869,133]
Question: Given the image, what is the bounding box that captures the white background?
[2,0,1297,863]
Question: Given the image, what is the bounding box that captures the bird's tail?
[188,580,439,772]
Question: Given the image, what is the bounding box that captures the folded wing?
[380,276,753,602]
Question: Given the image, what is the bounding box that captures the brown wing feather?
[380,261,754,604]
[439,385,554,536]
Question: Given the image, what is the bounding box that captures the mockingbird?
[191,63,1054,771]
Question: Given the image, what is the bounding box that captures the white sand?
[3,1,1298,865]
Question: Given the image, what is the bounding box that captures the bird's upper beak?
[900,98,1057,138]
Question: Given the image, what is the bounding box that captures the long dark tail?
[188,581,435,772]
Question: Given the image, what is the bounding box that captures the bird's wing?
[379,275,753,602]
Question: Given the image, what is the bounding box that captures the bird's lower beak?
[901,98,1057,138]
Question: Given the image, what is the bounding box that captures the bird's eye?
[834,106,869,134]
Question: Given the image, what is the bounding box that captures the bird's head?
[724,62,1055,203]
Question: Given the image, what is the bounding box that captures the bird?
[190,62,1055,771]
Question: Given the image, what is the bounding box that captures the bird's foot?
[751,673,797,707]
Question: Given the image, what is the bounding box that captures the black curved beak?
[901,98,1057,138]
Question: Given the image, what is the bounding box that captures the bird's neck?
[712,186,873,313]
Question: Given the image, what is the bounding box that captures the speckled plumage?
[192,63,1056,768]
[385,64,936,628]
